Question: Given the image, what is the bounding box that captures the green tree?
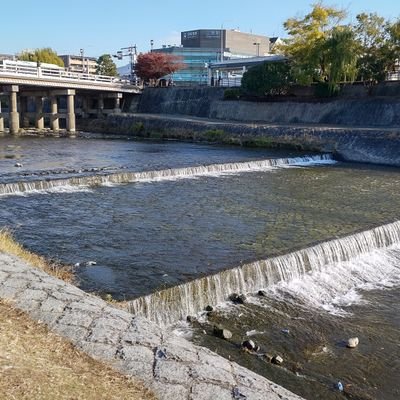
[241,61,294,96]
[96,54,118,76]
[18,48,64,67]
[324,26,358,88]
[282,2,347,84]
[353,12,390,83]
[382,19,400,79]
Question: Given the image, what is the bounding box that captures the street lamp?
[150,40,154,51]
[253,42,260,57]
[113,45,138,84]
[80,48,84,73]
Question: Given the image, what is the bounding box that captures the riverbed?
[0,135,398,399]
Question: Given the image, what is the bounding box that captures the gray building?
[59,54,98,74]
[154,28,270,85]
[181,29,270,57]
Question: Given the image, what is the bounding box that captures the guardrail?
[0,61,132,86]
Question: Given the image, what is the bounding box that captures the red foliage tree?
[135,52,185,83]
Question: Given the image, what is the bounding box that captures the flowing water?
[0,135,399,400]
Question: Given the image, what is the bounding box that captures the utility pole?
[113,45,138,84]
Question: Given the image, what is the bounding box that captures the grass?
[0,299,156,400]
[0,229,74,283]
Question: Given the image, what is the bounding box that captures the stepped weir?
[0,154,334,196]
[127,220,400,325]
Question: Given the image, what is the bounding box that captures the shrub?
[223,88,242,100]
[241,61,294,97]
[204,129,226,142]
[314,82,341,98]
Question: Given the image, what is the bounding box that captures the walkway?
[0,251,303,400]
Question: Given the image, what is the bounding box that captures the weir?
[0,154,334,196]
[127,220,400,326]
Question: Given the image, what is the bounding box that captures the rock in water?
[85,261,97,266]
[229,293,247,304]
[335,381,344,392]
[14,163,23,167]
[205,305,213,312]
[347,337,359,348]
[241,340,256,351]
[213,325,232,340]
[272,355,284,365]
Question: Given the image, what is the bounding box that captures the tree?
[386,19,400,73]
[282,2,347,84]
[353,13,391,83]
[18,48,64,67]
[241,61,294,96]
[96,54,118,76]
[324,26,358,88]
[135,52,185,84]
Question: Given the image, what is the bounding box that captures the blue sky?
[1,1,398,66]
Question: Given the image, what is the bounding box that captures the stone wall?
[87,113,400,167]
[136,84,400,127]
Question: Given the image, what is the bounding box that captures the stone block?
[190,383,233,400]
[198,348,232,372]
[40,297,65,313]
[117,344,154,364]
[122,316,162,343]
[190,362,235,386]
[79,341,118,361]
[3,277,29,289]
[57,309,94,328]
[162,336,199,363]
[151,381,190,400]
[16,288,48,302]
[154,360,191,385]
[54,324,89,343]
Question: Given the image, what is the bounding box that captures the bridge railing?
[0,60,132,86]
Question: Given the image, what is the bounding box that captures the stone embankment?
[79,84,400,167]
[83,112,400,167]
[0,251,304,400]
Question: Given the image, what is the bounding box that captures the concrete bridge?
[0,60,141,134]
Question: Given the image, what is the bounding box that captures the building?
[59,54,98,74]
[181,29,270,58]
[0,54,15,62]
[153,29,270,85]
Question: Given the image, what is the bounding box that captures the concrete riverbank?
[80,112,400,167]
[0,251,304,400]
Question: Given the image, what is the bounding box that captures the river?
[0,135,398,399]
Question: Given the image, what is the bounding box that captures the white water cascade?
[127,220,400,326]
[0,154,334,196]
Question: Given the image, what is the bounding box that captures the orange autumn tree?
[135,52,184,85]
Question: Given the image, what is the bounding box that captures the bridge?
[0,60,141,134]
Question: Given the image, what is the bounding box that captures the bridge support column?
[66,91,76,133]
[0,99,4,134]
[35,97,44,129]
[97,95,104,118]
[50,96,59,132]
[8,85,20,134]
[81,96,89,118]
[20,97,30,128]
[114,93,123,113]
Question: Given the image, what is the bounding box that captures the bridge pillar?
[8,85,20,134]
[0,99,4,134]
[20,97,30,128]
[50,96,59,132]
[35,97,44,130]
[66,91,76,133]
[81,96,89,118]
[97,95,104,118]
[114,93,123,113]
